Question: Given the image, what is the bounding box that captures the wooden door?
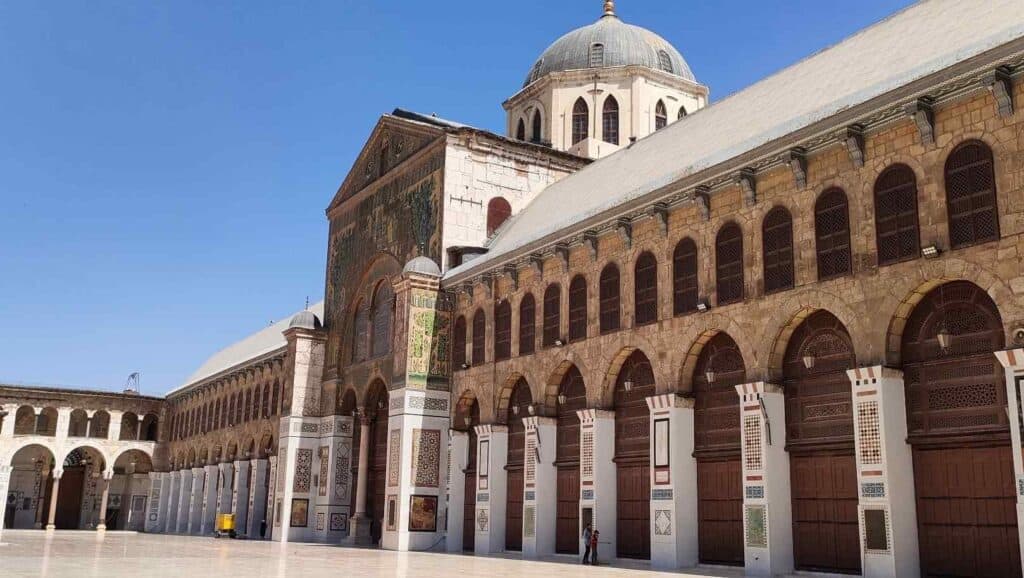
[791,453,860,573]
[697,458,743,565]
[505,469,524,551]
[55,467,85,530]
[915,446,1020,578]
[556,465,580,554]
[616,461,650,559]
[463,468,476,551]
[369,418,388,544]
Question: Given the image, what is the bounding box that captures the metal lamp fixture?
[705,370,716,384]
[802,353,816,370]
[557,393,567,406]
[623,380,634,392]
[512,405,520,416]
[696,299,710,313]
[936,327,952,351]
[527,404,536,416]
[554,338,565,347]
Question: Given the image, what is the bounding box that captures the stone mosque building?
[4,1,1024,576]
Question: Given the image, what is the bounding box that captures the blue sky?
[0,0,914,394]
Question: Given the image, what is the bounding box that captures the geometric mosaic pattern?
[330,512,348,532]
[654,510,672,536]
[388,429,401,487]
[743,414,763,471]
[744,504,767,548]
[525,437,536,484]
[294,449,313,494]
[857,401,882,465]
[524,506,535,538]
[334,440,351,502]
[581,489,594,501]
[651,488,673,501]
[581,430,594,479]
[861,482,886,498]
[318,446,330,497]
[411,429,441,488]
[745,485,765,500]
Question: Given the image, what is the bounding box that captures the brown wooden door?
[55,467,85,529]
[791,453,860,573]
[505,469,524,551]
[463,468,476,551]
[697,457,743,565]
[369,418,388,544]
[616,461,650,559]
[915,446,1020,578]
[556,465,580,554]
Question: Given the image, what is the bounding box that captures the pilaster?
[645,393,698,569]
[474,424,508,555]
[232,460,250,535]
[577,409,617,559]
[735,382,793,577]
[176,469,192,533]
[0,404,16,438]
[247,458,270,539]
[164,471,180,533]
[200,464,218,534]
[316,414,354,542]
[0,465,11,543]
[144,472,166,533]
[996,348,1024,577]
[522,416,556,558]
[187,467,204,534]
[446,430,469,553]
[216,462,234,520]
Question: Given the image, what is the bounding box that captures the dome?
[523,4,694,88]
[288,310,322,331]
[403,256,441,277]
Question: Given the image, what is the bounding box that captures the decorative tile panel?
[334,440,351,502]
[388,429,401,487]
[651,488,673,501]
[294,449,313,493]
[862,508,891,553]
[477,492,489,502]
[411,429,441,487]
[316,512,325,531]
[525,437,536,484]
[477,508,488,531]
[581,489,594,501]
[745,505,767,548]
[745,485,765,500]
[301,423,319,433]
[862,482,886,498]
[857,401,882,465]
[523,506,535,538]
[654,510,672,536]
[524,491,535,501]
[1018,478,1024,497]
[743,415,763,471]
[318,446,330,497]
[581,430,594,479]
[329,512,347,532]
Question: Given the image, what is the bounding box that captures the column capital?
[995,348,1024,370]
[734,381,782,399]
[474,423,508,436]
[846,365,903,386]
[523,416,556,429]
[576,408,614,423]
[645,392,694,410]
[448,428,469,439]
[52,468,64,480]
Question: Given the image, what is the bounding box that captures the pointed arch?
[602,95,619,145]
[655,100,668,130]
[572,97,589,145]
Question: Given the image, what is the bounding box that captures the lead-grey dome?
[524,9,694,88]
[288,310,322,331]
[403,256,441,277]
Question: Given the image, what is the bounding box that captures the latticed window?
[673,238,698,315]
[874,164,920,266]
[762,206,794,294]
[568,275,588,342]
[655,100,668,130]
[589,43,605,68]
[262,383,271,418]
[494,300,511,361]
[658,50,673,73]
[634,252,658,326]
[487,197,512,237]
[945,140,999,249]
[572,98,589,145]
[543,284,561,347]
[602,96,619,145]
[234,392,242,424]
[353,301,369,362]
[453,316,467,368]
[599,263,620,333]
[716,223,744,305]
[532,110,542,143]
[252,389,261,423]
[519,294,536,355]
[471,309,486,365]
[815,188,852,280]
[370,281,393,358]
[272,380,281,415]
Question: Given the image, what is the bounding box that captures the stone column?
[323,415,354,542]
[187,467,205,534]
[46,470,62,531]
[145,472,168,533]
[0,403,17,438]
[265,455,278,540]
[345,413,373,545]
[247,459,269,539]
[232,460,251,535]
[996,348,1024,577]
[34,467,50,529]
[522,416,556,558]
[107,411,123,441]
[216,462,234,518]
[200,464,219,534]
[96,472,112,531]
[577,409,616,559]
[473,424,508,555]
[164,471,181,533]
[445,430,469,553]
[735,382,793,577]
[0,464,12,542]
[176,469,193,533]
[645,393,698,569]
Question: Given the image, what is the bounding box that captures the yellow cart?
[214,513,237,539]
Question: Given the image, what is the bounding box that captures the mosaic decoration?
[316,512,325,531]
[525,437,536,484]
[320,421,334,434]
[388,429,401,487]
[317,446,330,497]
[743,415,763,471]
[651,488,673,501]
[339,420,352,435]
[411,429,441,488]
[745,505,767,548]
[477,508,488,531]
[409,495,438,532]
[300,423,319,434]
[745,485,765,500]
[857,401,882,465]
[407,396,448,411]
[276,452,285,492]
[1018,478,1024,497]
[148,487,161,523]
[524,491,535,501]
[477,493,489,502]
[862,508,891,553]
[405,288,452,389]
[654,510,672,536]
[294,449,313,494]
[290,498,309,528]
[862,482,886,498]
[524,505,536,538]
[387,495,398,531]
[334,440,352,502]
[581,489,594,501]
[330,512,347,532]
[581,431,594,478]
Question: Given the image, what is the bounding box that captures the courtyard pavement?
[0,530,747,577]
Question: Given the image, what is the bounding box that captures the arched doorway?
[505,378,532,552]
[556,366,586,555]
[693,332,746,566]
[57,446,105,529]
[111,450,154,531]
[365,381,389,546]
[783,311,859,574]
[614,350,654,560]
[455,396,480,552]
[6,444,56,529]
[902,281,1018,577]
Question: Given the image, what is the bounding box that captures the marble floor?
[0,531,746,578]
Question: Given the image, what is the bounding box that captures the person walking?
[590,529,600,566]
[581,522,593,564]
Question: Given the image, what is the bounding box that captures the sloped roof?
[447,0,1024,281]
[168,301,324,396]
